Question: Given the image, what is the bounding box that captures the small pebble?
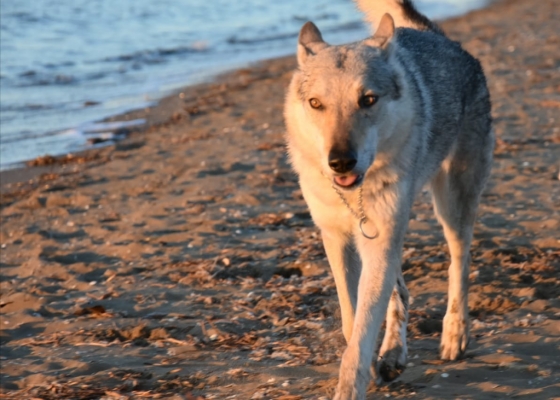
[441,373,449,378]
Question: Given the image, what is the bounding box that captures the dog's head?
[286,14,404,190]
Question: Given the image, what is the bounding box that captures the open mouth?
[333,174,363,189]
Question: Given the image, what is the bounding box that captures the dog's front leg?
[334,224,406,400]
[322,230,361,343]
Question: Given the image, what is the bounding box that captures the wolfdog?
[284,0,493,398]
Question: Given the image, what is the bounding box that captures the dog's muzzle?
[328,149,363,189]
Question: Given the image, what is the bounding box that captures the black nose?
[328,150,357,173]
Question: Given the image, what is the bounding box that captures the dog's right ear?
[298,22,328,65]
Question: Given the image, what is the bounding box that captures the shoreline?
[0,1,500,194]
[0,55,296,199]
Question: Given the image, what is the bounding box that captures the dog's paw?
[440,313,469,360]
[334,358,372,400]
[334,377,367,400]
[378,354,406,382]
[378,331,407,382]
[333,387,359,400]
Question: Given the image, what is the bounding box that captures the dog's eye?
[359,94,378,108]
[309,98,323,109]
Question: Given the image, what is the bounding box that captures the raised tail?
[355,0,443,34]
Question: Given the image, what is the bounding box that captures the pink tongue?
[334,174,358,187]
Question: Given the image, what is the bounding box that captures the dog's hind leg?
[431,135,492,360]
[378,272,409,381]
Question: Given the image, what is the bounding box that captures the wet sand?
[1,0,559,398]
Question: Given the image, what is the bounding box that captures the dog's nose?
[328,150,357,173]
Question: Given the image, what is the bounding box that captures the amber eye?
[359,94,378,108]
[309,98,322,109]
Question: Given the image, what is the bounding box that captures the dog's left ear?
[364,13,395,49]
[298,22,328,65]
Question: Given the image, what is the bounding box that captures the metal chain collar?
[331,184,378,239]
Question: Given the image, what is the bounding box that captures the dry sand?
[1,0,559,398]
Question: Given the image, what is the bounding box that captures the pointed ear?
[297,21,328,65]
[364,13,395,49]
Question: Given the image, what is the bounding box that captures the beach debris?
[27,151,106,167]
[83,100,100,107]
[74,304,108,317]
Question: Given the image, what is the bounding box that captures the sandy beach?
[1,0,559,398]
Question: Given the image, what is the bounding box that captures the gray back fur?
[394,27,492,178]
